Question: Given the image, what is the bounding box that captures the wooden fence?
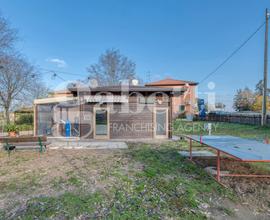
[206,113,270,126]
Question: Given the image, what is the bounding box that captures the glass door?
[93,107,109,139]
[154,107,168,138]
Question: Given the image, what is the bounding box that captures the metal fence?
[206,113,270,126]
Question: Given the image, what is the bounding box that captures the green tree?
[233,87,255,111]
[251,95,270,112]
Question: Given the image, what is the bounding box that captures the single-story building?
[34,85,185,139]
[146,78,198,118]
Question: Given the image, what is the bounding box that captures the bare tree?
[32,82,50,99]
[87,49,137,86]
[0,14,48,123]
[0,14,17,52]
[22,81,50,107]
[0,54,40,123]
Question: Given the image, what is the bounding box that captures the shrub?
[17,124,33,131]
[4,123,19,133]
[16,114,33,125]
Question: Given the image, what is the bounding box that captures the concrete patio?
[47,136,176,149]
[48,138,128,149]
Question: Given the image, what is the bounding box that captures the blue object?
[65,120,71,137]
[197,99,206,119]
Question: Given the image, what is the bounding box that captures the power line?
[51,72,66,82]
[200,21,266,83]
[38,67,89,83]
[39,67,86,77]
[39,69,69,82]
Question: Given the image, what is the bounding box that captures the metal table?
[184,135,270,184]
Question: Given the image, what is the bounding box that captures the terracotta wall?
[146,85,197,118]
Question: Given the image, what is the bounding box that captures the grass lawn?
[0,143,237,220]
[173,120,270,217]
[173,119,270,140]
[0,121,269,219]
[173,120,270,171]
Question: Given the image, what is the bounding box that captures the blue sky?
[1,0,270,110]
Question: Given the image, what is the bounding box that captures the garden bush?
[16,114,33,125]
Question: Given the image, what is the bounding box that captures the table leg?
[189,138,192,160]
[217,150,221,182]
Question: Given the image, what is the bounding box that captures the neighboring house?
[48,89,74,98]
[145,78,198,118]
[34,85,186,139]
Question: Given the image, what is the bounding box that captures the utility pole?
[262,8,269,126]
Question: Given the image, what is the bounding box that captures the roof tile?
[145,78,198,86]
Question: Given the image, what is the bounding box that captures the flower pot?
[8,131,17,137]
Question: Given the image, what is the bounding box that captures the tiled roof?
[145,78,198,86]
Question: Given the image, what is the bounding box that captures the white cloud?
[46,58,67,68]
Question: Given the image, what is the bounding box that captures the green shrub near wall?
[15,113,34,131]
[17,124,33,131]
[3,123,33,132]
[16,114,33,125]
[4,123,19,132]
[0,112,34,132]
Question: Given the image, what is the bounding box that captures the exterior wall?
[80,103,94,139]
[35,93,172,139]
[110,104,153,139]
[79,95,171,139]
[49,90,73,98]
[146,85,197,118]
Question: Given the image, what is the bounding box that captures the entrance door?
[93,107,110,139]
[154,107,168,138]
